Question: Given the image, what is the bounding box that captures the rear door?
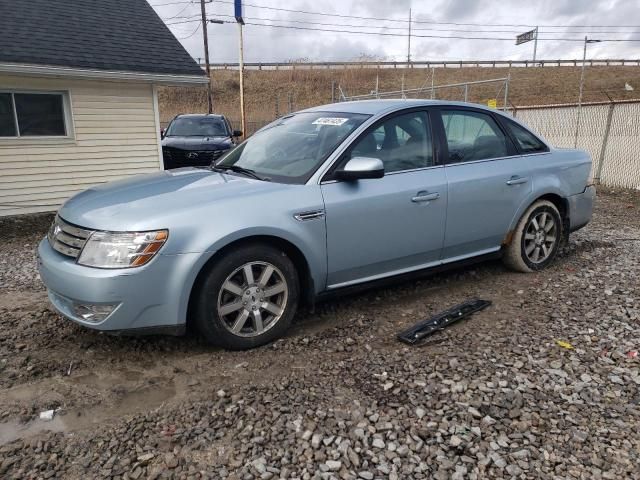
[435,107,533,261]
[321,109,447,288]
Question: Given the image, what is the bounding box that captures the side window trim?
[321,107,440,182]
[434,106,519,165]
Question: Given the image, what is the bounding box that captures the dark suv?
[161,114,241,169]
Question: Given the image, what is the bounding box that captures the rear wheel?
[194,244,299,350]
[503,200,563,273]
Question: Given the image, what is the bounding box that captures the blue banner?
[234,0,244,24]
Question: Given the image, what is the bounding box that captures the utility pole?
[532,26,538,64]
[430,67,435,99]
[407,8,412,66]
[574,36,602,147]
[238,21,247,138]
[200,0,213,113]
[234,0,247,138]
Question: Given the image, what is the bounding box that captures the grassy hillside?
[158,65,640,131]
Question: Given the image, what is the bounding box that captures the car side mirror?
[335,157,384,181]
[232,129,243,137]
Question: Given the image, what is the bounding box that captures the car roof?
[175,114,226,119]
[300,99,509,117]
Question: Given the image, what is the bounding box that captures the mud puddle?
[0,383,175,446]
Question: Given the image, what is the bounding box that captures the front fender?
[204,225,326,292]
[174,225,327,327]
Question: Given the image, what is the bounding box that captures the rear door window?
[441,110,510,163]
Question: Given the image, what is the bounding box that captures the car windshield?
[215,111,369,184]
[166,117,229,137]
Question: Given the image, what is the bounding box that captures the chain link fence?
[339,76,511,110]
[513,100,640,189]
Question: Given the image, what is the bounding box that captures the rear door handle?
[412,191,440,203]
[506,176,529,186]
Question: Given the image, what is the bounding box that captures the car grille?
[162,147,225,165]
[47,215,94,259]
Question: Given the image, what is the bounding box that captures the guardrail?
[206,59,640,70]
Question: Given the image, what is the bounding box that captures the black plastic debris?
[397,299,492,345]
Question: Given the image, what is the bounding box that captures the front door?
[321,109,448,288]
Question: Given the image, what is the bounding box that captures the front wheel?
[193,244,299,350]
[503,200,563,273]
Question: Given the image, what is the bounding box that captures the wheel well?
[503,193,569,247]
[538,193,570,242]
[186,235,314,329]
[538,193,568,220]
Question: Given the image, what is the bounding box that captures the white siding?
[0,75,162,216]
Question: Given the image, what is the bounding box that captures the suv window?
[505,119,548,153]
[348,111,433,173]
[441,110,509,163]
[166,116,229,137]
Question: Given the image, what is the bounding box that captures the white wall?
[0,75,163,216]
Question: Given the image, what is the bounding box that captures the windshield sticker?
[312,117,349,126]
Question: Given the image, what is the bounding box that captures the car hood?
[58,168,292,231]
[162,135,232,151]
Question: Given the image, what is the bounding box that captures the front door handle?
[506,176,529,186]
[412,191,440,203]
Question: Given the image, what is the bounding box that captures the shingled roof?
[0,0,204,77]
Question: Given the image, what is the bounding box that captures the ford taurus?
[39,100,595,349]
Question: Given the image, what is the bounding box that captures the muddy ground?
[0,189,639,479]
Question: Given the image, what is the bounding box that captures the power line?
[211,0,640,29]
[236,20,640,42]
[176,22,202,39]
[166,18,202,26]
[164,17,640,42]
[204,13,640,35]
[163,2,196,21]
[149,0,195,7]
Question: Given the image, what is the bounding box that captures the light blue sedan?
[39,100,595,349]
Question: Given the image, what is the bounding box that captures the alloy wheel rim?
[217,261,288,338]
[524,211,558,264]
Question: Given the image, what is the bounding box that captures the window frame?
[498,116,550,155]
[321,107,442,182]
[432,106,519,166]
[0,90,74,140]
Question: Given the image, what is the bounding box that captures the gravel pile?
[0,189,639,479]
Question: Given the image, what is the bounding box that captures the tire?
[193,243,299,350]
[503,200,563,273]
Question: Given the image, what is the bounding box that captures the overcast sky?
[150,0,640,64]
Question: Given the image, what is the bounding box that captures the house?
[0,0,207,217]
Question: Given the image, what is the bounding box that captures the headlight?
[77,230,168,268]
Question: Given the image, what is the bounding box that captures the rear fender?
[504,187,567,244]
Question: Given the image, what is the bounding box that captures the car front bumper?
[37,238,203,335]
[568,184,596,232]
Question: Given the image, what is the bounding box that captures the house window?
[0,91,69,138]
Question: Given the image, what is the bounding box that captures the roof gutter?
[0,62,208,85]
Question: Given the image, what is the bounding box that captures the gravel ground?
[0,189,639,479]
